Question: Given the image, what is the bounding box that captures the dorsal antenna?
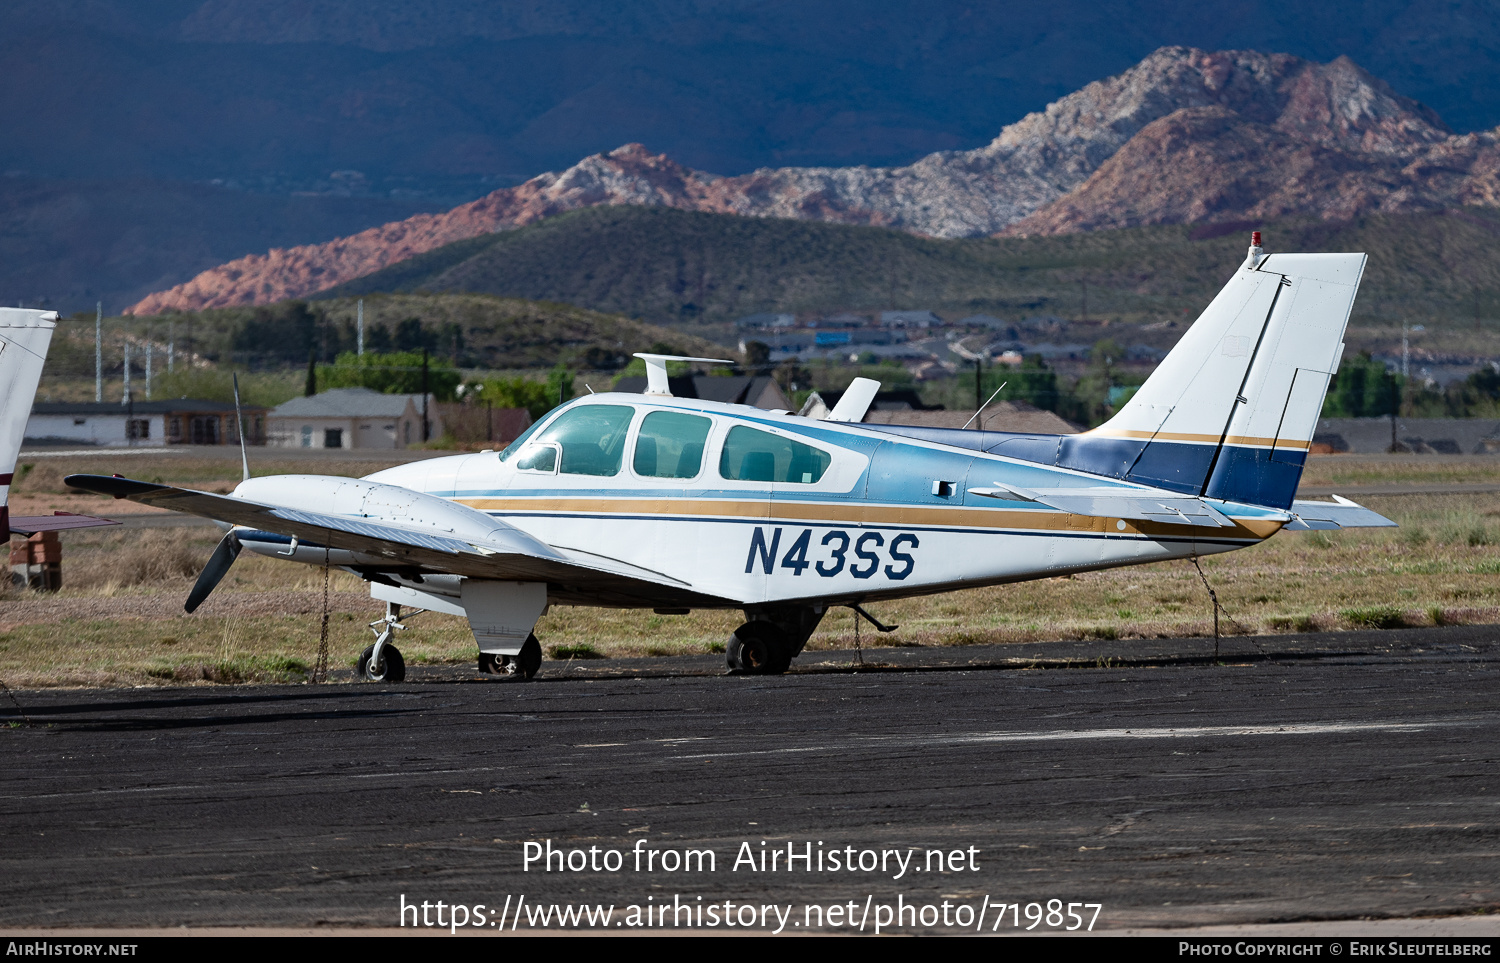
[232,372,250,483]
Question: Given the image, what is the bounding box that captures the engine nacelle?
[229,475,558,567]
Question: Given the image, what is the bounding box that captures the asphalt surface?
[1,626,1497,932]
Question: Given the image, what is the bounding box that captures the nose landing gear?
[360,602,416,682]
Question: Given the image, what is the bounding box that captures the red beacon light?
[1251,231,1262,247]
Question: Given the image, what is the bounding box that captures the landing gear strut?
[477,634,543,680]
[726,621,791,675]
[360,602,414,682]
[726,606,824,676]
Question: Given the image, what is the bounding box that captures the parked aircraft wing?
[1283,495,1396,530]
[968,482,1240,527]
[8,512,119,535]
[63,474,722,605]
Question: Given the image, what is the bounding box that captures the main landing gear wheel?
[514,634,542,680]
[359,643,406,682]
[726,621,792,675]
[480,635,543,680]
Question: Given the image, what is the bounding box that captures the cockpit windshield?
[529,404,635,476]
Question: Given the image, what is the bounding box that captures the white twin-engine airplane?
[68,237,1393,680]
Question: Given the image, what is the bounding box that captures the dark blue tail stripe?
[855,424,1303,510]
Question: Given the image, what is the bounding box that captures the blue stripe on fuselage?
[855,423,1303,510]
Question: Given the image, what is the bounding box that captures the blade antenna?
[962,381,1007,430]
[232,372,250,482]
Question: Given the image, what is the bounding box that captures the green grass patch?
[1340,605,1408,629]
[547,643,605,660]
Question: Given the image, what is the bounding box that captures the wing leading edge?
[63,474,728,607]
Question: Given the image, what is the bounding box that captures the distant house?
[797,392,1078,434]
[798,386,938,417]
[863,402,1080,434]
[736,313,796,329]
[880,310,941,328]
[267,388,443,449]
[25,399,266,448]
[613,374,793,410]
[1314,417,1500,454]
[436,402,532,447]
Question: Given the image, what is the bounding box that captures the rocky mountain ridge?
[131,46,1495,315]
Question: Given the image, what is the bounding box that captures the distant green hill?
[318,205,1500,334]
[67,293,729,378]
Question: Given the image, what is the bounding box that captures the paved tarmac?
[1,625,1497,933]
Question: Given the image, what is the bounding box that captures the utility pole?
[122,339,131,404]
[974,357,982,413]
[421,349,430,443]
[357,299,364,356]
[167,321,174,374]
[145,328,153,400]
[1401,323,1411,418]
[94,302,102,403]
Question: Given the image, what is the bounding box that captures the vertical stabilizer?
[1059,244,1364,508]
[0,309,58,540]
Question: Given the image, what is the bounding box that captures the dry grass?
[3,453,1500,687]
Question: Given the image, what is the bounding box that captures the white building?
[267,388,442,449]
[25,400,264,448]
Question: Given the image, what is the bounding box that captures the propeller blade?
[185,530,242,613]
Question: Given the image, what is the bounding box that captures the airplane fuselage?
[237,393,1287,611]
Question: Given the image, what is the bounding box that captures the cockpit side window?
[633,411,711,479]
[718,425,831,484]
[532,404,634,476]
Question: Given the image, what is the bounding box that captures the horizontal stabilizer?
[969,482,1237,527]
[1284,496,1396,530]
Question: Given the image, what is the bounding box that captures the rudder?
[1061,244,1364,509]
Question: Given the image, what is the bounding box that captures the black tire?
[478,652,503,674]
[726,621,790,675]
[358,643,406,682]
[515,634,542,680]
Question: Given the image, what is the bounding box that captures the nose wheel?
[359,642,405,682]
[361,602,417,683]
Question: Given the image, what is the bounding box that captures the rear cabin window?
[633,411,711,479]
[718,425,831,484]
[533,404,634,476]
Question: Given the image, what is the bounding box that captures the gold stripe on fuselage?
[454,496,1282,541]
[1081,427,1312,450]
